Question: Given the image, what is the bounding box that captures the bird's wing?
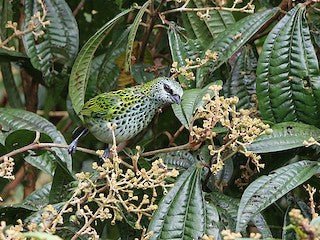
[80,92,122,120]
[80,90,144,121]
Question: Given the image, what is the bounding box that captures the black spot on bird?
[286,126,294,135]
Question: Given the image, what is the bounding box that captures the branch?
[73,0,86,16]
[250,0,291,42]
[138,0,166,61]
[0,142,133,169]
[161,0,255,15]
[141,143,190,157]
[71,208,100,240]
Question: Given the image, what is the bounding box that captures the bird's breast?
[85,101,158,144]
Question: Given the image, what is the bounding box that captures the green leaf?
[97,27,130,93]
[22,183,51,211]
[23,232,63,240]
[26,202,64,224]
[69,8,133,116]
[212,159,233,189]
[148,164,207,239]
[197,8,279,87]
[236,160,320,231]
[25,152,56,176]
[0,184,51,222]
[0,62,23,108]
[223,45,257,109]
[49,163,75,203]
[172,82,221,129]
[204,201,220,239]
[0,0,12,39]
[158,150,196,169]
[247,122,320,153]
[184,0,235,47]
[209,191,272,238]
[124,1,150,73]
[256,4,320,126]
[0,108,72,171]
[308,5,320,48]
[85,53,105,100]
[168,27,203,88]
[131,63,155,84]
[22,0,79,84]
[0,48,28,60]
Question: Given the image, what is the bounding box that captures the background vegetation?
[0,0,320,239]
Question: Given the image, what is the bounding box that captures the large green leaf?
[97,27,131,93]
[85,53,106,100]
[124,0,150,73]
[184,0,235,47]
[69,8,133,116]
[209,192,272,238]
[0,108,72,171]
[223,45,257,109]
[172,82,220,129]
[256,4,320,126]
[22,183,51,210]
[158,150,196,169]
[49,163,75,204]
[0,183,51,223]
[25,152,57,176]
[196,8,279,87]
[148,164,208,239]
[22,0,79,83]
[247,122,320,153]
[168,27,203,88]
[236,160,320,231]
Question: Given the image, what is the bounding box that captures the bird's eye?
[164,84,173,95]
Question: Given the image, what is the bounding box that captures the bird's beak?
[172,94,181,104]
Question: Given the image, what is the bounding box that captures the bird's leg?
[68,127,89,154]
[102,145,110,159]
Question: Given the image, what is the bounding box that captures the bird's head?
[149,77,183,105]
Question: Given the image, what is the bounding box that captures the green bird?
[68,77,183,156]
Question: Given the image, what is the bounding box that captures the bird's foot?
[68,127,89,155]
[96,147,110,160]
[102,147,110,159]
[68,139,78,154]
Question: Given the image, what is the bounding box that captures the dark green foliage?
[1,1,320,239]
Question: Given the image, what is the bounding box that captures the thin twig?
[141,143,190,157]
[73,0,86,16]
[37,110,69,117]
[71,208,100,240]
[169,125,185,146]
[161,0,255,15]
[0,142,133,169]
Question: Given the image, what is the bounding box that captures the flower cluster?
[221,229,261,240]
[0,0,50,50]
[28,130,178,240]
[0,156,14,180]
[190,85,270,175]
[0,220,24,240]
[170,50,218,82]
[287,208,320,239]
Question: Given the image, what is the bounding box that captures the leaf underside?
[236,160,320,231]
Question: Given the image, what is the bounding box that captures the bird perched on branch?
[68,77,183,157]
